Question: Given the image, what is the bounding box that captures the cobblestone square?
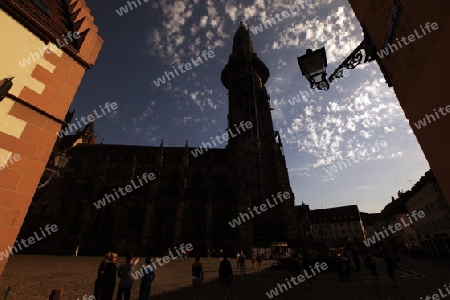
[1,255,449,299]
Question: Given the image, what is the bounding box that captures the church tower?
[221,23,297,251]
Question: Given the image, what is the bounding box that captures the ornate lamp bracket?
[327,38,377,84]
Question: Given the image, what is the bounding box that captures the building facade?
[347,0,450,212]
[311,205,366,249]
[405,170,450,256]
[0,0,102,275]
[19,23,308,257]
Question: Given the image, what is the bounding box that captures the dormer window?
[31,0,51,16]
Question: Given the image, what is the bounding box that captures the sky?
[73,0,430,213]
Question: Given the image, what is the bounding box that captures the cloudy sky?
[75,0,429,213]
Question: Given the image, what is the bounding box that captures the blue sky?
[74,0,430,213]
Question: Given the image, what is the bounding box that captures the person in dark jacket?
[138,257,155,300]
[364,254,378,287]
[219,255,233,300]
[116,253,139,300]
[385,253,398,288]
[191,256,203,300]
[94,252,118,300]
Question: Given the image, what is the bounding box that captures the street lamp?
[37,152,71,189]
[297,31,377,90]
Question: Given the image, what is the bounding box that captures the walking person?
[236,251,240,269]
[251,252,256,268]
[302,251,313,289]
[256,251,263,268]
[116,253,139,300]
[192,255,204,300]
[364,254,378,287]
[385,253,398,288]
[295,252,303,276]
[238,251,246,275]
[353,252,361,271]
[219,255,233,300]
[94,252,109,300]
[95,252,118,300]
[138,257,155,300]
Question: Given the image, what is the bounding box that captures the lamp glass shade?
[54,154,70,168]
[297,47,327,82]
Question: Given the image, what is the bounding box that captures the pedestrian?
[138,257,155,300]
[251,252,256,268]
[302,251,313,289]
[236,251,240,268]
[295,253,303,275]
[385,253,398,288]
[181,248,186,261]
[353,252,361,271]
[175,247,182,262]
[94,252,118,300]
[238,251,246,275]
[256,252,263,268]
[219,255,233,300]
[364,254,378,287]
[192,255,204,300]
[94,252,109,300]
[116,253,139,300]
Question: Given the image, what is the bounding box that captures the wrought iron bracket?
[312,33,377,91]
[327,38,377,84]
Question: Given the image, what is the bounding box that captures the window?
[255,162,262,186]
[431,203,437,213]
[382,0,403,54]
[438,219,444,231]
[31,0,51,16]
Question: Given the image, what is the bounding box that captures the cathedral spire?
[232,21,254,54]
